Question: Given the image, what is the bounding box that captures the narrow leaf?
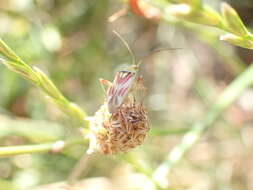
[221,2,248,36]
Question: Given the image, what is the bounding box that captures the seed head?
[86,80,149,154]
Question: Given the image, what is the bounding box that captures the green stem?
[147,0,253,50]
[0,38,88,127]
[0,39,20,62]
[0,139,86,158]
[150,127,189,136]
[153,63,253,188]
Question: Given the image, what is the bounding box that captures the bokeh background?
[1,0,253,190]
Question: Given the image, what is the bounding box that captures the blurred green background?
[1,0,253,190]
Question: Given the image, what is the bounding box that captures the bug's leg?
[99,78,112,86]
[99,78,112,94]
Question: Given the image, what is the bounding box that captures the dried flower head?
[86,77,149,154]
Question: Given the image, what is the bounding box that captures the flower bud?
[221,2,248,36]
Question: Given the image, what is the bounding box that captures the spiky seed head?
[86,81,149,154]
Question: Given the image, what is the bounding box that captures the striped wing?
[107,71,136,113]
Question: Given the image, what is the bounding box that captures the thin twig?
[68,153,92,184]
[0,139,86,157]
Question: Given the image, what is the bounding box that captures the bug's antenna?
[139,47,181,62]
[113,30,136,66]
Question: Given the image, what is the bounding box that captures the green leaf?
[220,33,253,50]
[0,59,38,84]
[221,2,248,36]
[183,0,201,10]
[0,39,20,62]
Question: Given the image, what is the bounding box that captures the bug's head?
[116,60,140,74]
[116,67,136,75]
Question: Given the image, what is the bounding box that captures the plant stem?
[0,139,86,158]
[152,63,253,188]
[145,0,253,50]
[0,39,88,127]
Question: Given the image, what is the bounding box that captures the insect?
[100,31,180,114]
[100,31,141,114]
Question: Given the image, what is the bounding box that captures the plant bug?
[100,31,180,113]
[100,31,141,114]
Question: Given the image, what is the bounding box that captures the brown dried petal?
[86,101,149,154]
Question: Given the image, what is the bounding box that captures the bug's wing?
[107,71,136,113]
[132,76,147,103]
